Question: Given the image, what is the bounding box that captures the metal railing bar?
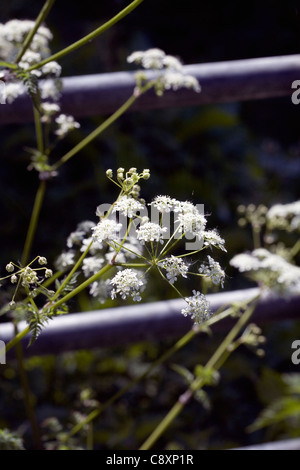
[1,287,300,357]
[0,54,299,125]
[232,437,300,450]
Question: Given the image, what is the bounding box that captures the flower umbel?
[110,269,144,302]
[159,256,189,284]
[199,255,225,288]
[127,48,201,96]
[181,290,211,325]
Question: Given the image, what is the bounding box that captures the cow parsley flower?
[230,248,300,295]
[41,61,62,77]
[127,48,201,96]
[55,114,80,137]
[92,219,122,244]
[89,279,110,302]
[159,256,189,284]
[162,71,201,93]
[136,222,167,244]
[267,200,300,231]
[110,269,144,302]
[202,230,227,252]
[0,82,26,104]
[181,290,211,325]
[40,102,61,122]
[113,195,145,218]
[82,256,104,277]
[55,251,75,270]
[127,48,166,69]
[229,253,261,272]
[199,255,225,287]
[151,195,177,213]
[176,210,207,238]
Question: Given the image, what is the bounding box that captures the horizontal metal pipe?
[0,54,299,124]
[1,287,300,358]
[233,437,300,450]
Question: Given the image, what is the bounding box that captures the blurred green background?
[1,0,300,450]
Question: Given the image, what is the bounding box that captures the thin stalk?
[33,106,44,154]
[289,238,300,259]
[27,0,145,72]
[14,324,42,449]
[5,264,114,352]
[15,0,56,63]
[51,240,93,303]
[50,263,113,311]
[139,297,259,450]
[51,91,143,171]
[21,107,46,266]
[21,180,46,266]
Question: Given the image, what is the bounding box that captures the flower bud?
[6,263,14,273]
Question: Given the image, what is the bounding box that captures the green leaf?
[171,363,194,385]
[248,397,300,433]
[0,61,18,70]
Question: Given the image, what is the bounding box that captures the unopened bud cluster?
[2,256,53,294]
[106,167,150,198]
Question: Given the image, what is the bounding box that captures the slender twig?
[21,180,46,267]
[26,0,145,72]
[15,0,56,64]
[51,87,151,171]
[14,324,42,449]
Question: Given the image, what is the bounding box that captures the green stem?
[21,180,46,266]
[33,106,44,154]
[15,0,56,63]
[289,238,300,259]
[5,263,114,352]
[51,92,141,171]
[139,296,260,450]
[27,0,145,72]
[51,240,93,303]
[21,106,46,266]
[14,324,42,449]
[5,326,30,354]
[50,263,113,310]
[68,304,237,439]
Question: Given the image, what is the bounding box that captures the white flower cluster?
[110,269,144,302]
[159,255,189,284]
[267,200,300,231]
[92,219,122,244]
[112,195,145,218]
[199,255,225,288]
[181,290,211,325]
[127,48,201,95]
[0,19,80,138]
[230,248,300,295]
[55,114,80,138]
[136,222,167,244]
[54,177,226,316]
[150,196,226,251]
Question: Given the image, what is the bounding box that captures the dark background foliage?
[1,0,300,450]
